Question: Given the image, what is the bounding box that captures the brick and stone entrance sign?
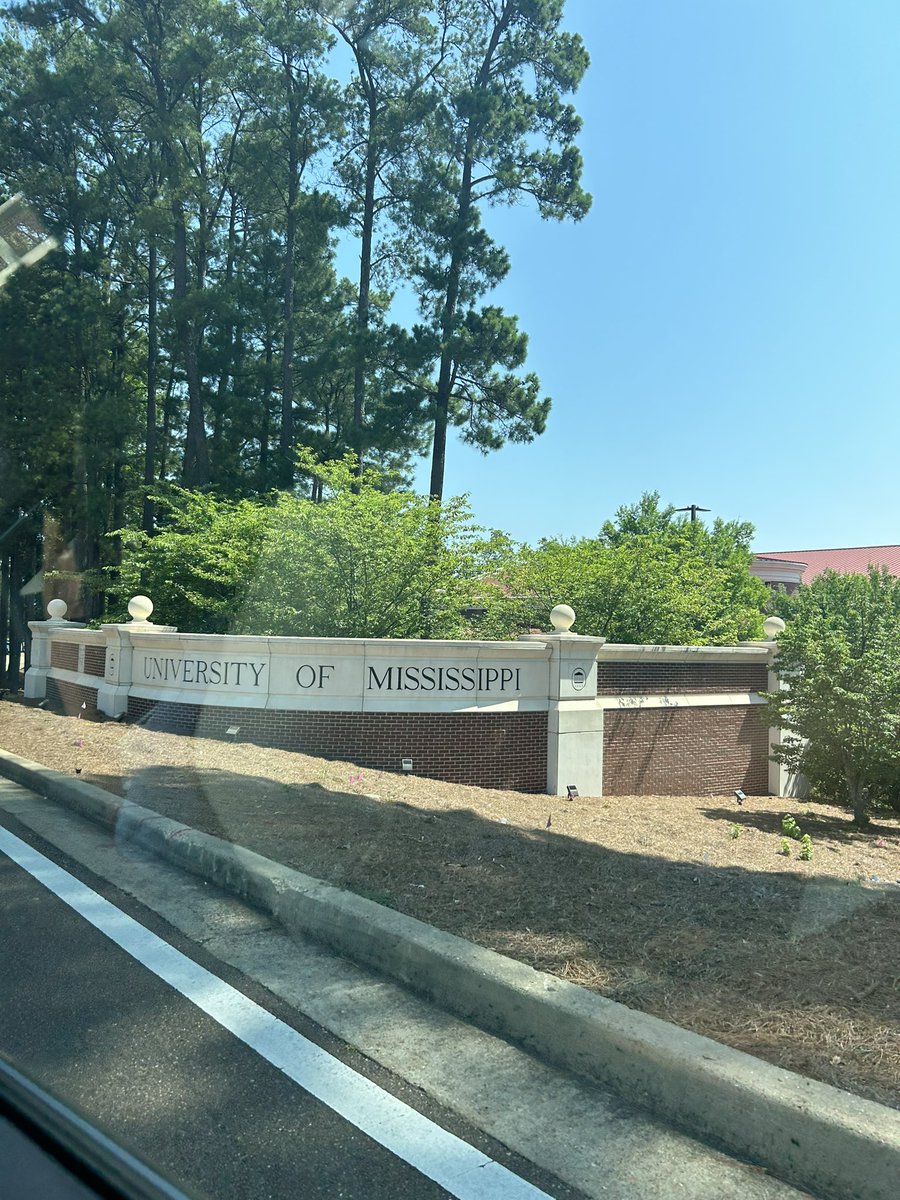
[26,599,784,797]
[26,600,606,795]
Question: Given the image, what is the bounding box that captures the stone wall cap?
[599,643,771,661]
[45,626,102,640]
[114,632,550,655]
[100,623,178,633]
[29,619,87,631]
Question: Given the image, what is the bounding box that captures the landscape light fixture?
[226,726,240,740]
[734,789,746,805]
[401,758,413,772]
[566,785,579,799]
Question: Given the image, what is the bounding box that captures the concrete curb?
[1,747,897,1200]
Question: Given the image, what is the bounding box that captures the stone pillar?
[758,616,807,798]
[97,624,135,717]
[522,606,606,797]
[24,599,85,700]
[766,658,807,798]
[97,595,176,718]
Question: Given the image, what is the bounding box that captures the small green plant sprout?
[779,838,792,856]
[729,822,742,839]
[799,834,813,861]
[781,814,803,840]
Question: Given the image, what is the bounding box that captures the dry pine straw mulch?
[2,700,899,1111]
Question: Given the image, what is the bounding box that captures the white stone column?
[522,606,606,797]
[758,616,807,798]
[97,595,176,717]
[766,661,808,798]
[97,624,135,717]
[24,599,85,700]
[766,649,786,796]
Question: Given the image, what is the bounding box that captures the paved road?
[0,815,574,1200]
[0,779,808,1200]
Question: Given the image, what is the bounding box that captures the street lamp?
[674,504,711,523]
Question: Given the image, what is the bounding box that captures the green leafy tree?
[110,488,270,632]
[112,455,492,636]
[487,494,768,644]
[0,0,596,634]
[763,568,900,825]
[236,453,487,636]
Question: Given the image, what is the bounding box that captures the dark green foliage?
[0,0,589,649]
[0,257,141,618]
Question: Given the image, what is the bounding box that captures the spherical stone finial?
[550,604,576,633]
[46,598,67,621]
[127,595,154,623]
[763,615,785,639]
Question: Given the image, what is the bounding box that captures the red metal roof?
[756,546,900,583]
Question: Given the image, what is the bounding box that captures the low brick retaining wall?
[128,698,548,791]
[602,704,769,796]
[46,678,100,719]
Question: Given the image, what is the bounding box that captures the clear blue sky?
[406,0,900,552]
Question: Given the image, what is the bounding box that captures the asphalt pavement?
[0,777,817,1200]
[0,814,576,1200]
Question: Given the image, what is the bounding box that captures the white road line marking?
[0,826,552,1200]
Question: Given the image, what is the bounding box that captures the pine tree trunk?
[353,96,378,471]
[0,552,9,687]
[279,74,301,491]
[847,770,870,826]
[143,236,158,533]
[159,368,176,482]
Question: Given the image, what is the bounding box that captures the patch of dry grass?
[2,699,898,1110]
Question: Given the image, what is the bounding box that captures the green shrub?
[763,568,900,826]
[781,814,802,840]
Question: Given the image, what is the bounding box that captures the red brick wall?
[83,645,106,677]
[126,698,548,792]
[596,661,768,695]
[50,642,79,671]
[47,678,99,718]
[602,704,769,795]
